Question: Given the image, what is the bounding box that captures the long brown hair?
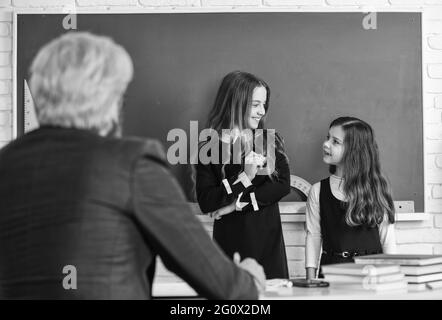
[202,71,285,179]
[329,117,395,227]
[207,71,269,132]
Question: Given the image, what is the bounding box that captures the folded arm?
[196,162,253,213]
[236,144,291,213]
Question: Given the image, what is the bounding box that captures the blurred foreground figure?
[0,32,264,299]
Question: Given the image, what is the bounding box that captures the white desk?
[262,285,442,300]
[152,279,442,300]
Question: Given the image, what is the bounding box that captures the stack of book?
[354,254,442,292]
[321,263,407,293]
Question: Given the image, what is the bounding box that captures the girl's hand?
[209,202,236,220]
[244,151,265,181]
[244,163,258,181]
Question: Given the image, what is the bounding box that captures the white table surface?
[152,279,442,300]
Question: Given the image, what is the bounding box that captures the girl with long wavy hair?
[196,71,290,279]
[305,117,397,279]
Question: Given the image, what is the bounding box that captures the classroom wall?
[1,0,442,278]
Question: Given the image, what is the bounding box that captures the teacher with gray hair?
[0,32,265,299]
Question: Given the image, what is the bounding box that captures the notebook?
[354,254,442,266]
[324,272,404,284]
[405,273,442,284]
[408,280,442,291]
[321,263,400,276]
[400,263,442,276]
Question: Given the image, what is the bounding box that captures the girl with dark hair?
[305,117,397,279]
[196,71,291,279]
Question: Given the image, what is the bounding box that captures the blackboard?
[17,13,423,210]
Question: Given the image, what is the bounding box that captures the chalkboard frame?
[12,10,425,213]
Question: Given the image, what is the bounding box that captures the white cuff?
[233,172,252,188]
[250,192,259,211]
[235,192,249,211]
[222,179,232,195]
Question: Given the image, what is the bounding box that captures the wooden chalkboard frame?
[12,10,426,214]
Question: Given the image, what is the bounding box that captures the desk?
[152,280,442,300]
[263,286,442,300]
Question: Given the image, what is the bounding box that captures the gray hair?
[29,32,133,136]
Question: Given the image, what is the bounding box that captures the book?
[354,254,442,266]
[329,279,408,293]
[321,263,401,276]
[324,272,404,284]
[408,280,442,292]
[400,263,442,276]
[405,272,442,284]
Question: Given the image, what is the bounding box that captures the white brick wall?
[202,0,261,6]
[429,36,442,50]
[264,0,324,6]
[395,217,435,229]
[0,125,11,140]
[434,244,442,254]
[0,80,10,94]
[427,140,442,154]
[0,7,11,147]
[425,108,442,124]
[436,95,442,108]
[12,0,75,7]
[396,228,442,243]
[435,214,442,227]
[0,52,10,66]
[0,95,11,109]
[328,0,388,5]
[140,0,188,6]
[0,0,441,283]
[428,64,442,79]
[428,199,442,213]
[432,184,442,198]
[0,109,10,125]
[0,38,11,51]
[436,154,442,167]
[76,0,138,5]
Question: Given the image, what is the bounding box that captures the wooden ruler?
[24,79,39,133]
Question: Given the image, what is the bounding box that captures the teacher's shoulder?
[112,136,169,168]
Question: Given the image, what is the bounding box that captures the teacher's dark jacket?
[0,126,258,299]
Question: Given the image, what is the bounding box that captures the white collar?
[331,174,344,180]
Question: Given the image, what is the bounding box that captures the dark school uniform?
[196,132,290,279]
[318,177,383,276]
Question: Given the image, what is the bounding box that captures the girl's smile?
[247,86,266,129]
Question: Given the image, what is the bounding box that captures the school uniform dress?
[305,175,397,276]
[319,177,383,266]
[196,132,291,279]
